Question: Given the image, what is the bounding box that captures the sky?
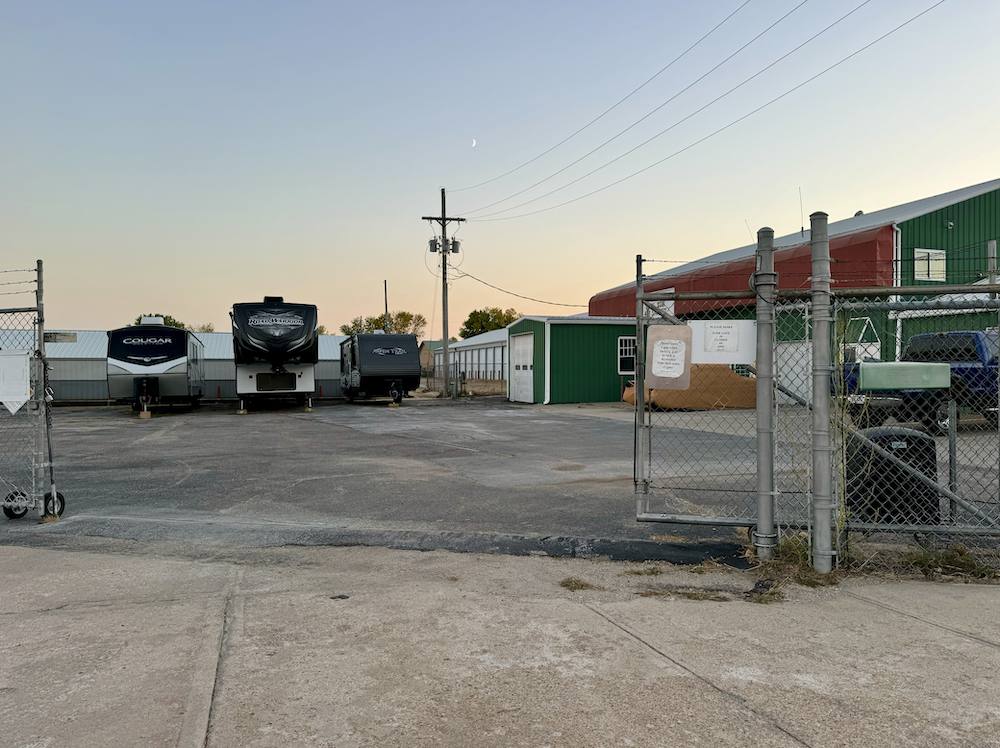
[2,0,998,338]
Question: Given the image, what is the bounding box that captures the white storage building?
[22,330,348,402]
[432,328,507,380]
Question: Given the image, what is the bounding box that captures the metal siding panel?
[49,380,109,400]
[316,362,339,379]
[316,379,342,397]
[48,359,106,381]
[549,324,636,403]
[205,361,236,380]
[899,188,1000,285]
[205,380,238,399]
[901,311,998,341]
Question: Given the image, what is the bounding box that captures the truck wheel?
[849,406,886,430]
[922,404,955,436]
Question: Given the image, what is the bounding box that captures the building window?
[618,336,636,375]
[914,248,946,281]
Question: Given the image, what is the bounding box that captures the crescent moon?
[472,139,476,147]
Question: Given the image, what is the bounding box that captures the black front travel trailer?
[106,318,205,410]
[340,333,420,404]
[231,297,319,406]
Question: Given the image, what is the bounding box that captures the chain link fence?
[635,234,1000,576]
[832,290,1000,573]
[1,262,60,520]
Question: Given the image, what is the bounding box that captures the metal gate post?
[33,259,48,517]
[635,255,649,504]
[754,229,778,559]
[810,213,835,573]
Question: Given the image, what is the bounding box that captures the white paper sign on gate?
[0,350,31,415]
[644,325,692,390]
[689,320,756,364]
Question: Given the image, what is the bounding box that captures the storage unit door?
[511,333,534,403]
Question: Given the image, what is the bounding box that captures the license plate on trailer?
[257,372,296,391]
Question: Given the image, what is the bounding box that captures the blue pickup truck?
[835,331,1000,433]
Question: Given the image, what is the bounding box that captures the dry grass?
[687,558,731,575]
[637,586,731,602]
[619,566,664,577]
[904,545,999,581]
[559,576,605,591]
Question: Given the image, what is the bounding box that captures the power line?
[469,0,874,220]
[451,0,754,194]
[463,0,811,215]
[470,0,947,223]
[450,266,587,307]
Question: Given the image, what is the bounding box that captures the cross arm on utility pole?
[421,216,466,225]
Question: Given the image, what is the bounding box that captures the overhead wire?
[469,0,947,223]
[463,0,812,215]
[469,0,875,220]
[449,265,587,307]
[451,0,754,194]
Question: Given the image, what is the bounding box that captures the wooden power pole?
[422,188,465,397]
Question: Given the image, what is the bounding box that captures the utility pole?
[422,188,465,397]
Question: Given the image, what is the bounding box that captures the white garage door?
[511,333,534,403]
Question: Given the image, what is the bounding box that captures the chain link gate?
[633,291,760,527]
[0,261,63,520]
[632,288,814,537]
[634,228,1000,575]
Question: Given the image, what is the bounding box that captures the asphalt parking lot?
[1,398,745,563]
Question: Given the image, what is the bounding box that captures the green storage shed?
[507,316,637,404]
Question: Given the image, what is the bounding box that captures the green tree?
[459,307,519,339]
[133,313,186,329]
[189,322,214,333]
[317,325,327,335]
[339,311,427,338]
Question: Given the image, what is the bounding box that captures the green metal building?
[507,316,637,404]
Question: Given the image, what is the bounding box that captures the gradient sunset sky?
[2,0,998,336]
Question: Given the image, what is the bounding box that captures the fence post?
[635,255,648,502]
[810,212,835,573]
[754,229,778,559]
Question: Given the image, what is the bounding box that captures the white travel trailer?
[106,317,205,410]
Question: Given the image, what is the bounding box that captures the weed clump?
[905,545,999,580]
[620,566,663,577]
[559,576,604,591]
[638,587,730,602]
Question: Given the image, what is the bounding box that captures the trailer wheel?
[3,490,28,520]
[390,387,402,404]
[44,492,65,518]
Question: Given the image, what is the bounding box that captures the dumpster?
[845,426,939,526]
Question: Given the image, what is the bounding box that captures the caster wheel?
[44,491,65,517]
[3,490,29,520]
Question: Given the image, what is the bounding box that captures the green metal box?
[858,362,950,391]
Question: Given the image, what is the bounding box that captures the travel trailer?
[230,297,319,405]
[340,333,420,404]
[106,317,205,409]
